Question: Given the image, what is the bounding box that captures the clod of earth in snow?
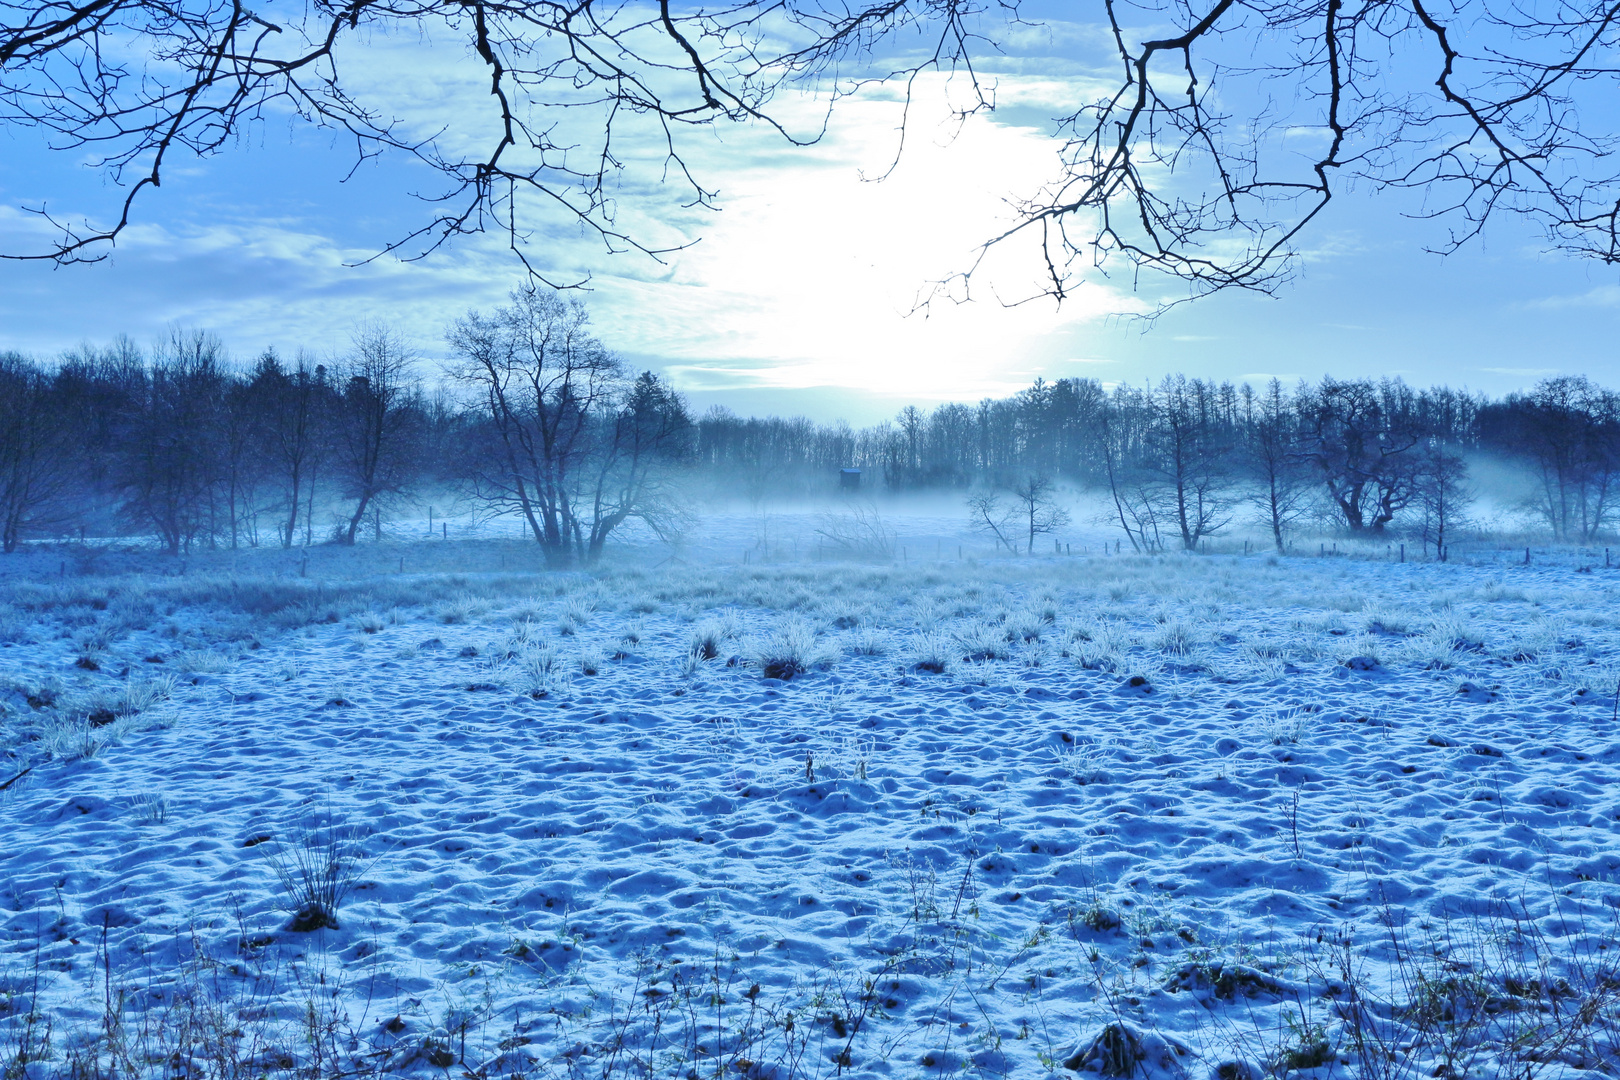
[1114,673,1155,696]
[1062,1020,1193,1075]
[1456,679,1500,703]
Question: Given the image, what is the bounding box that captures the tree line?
[0,290,692,565]
[2,292,1616,560]
[700,373,1619,554]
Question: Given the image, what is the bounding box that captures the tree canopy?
[6,0,1620,298]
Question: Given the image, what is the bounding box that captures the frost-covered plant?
[824,735,875,781]
[1069,622,1131,672]
[319,677,356,707]
[577,643,606,676]
[678,647,712,678]
[131,792,169,825]
[1051,739,1112,785]
[908,598,946,630]
[71,676,175,729]
[0,604,31,644]
[42,716,109,761]
[846,627,891,656]
[72,640,106,671]
[260,816,381,932]
[1254,706,1312,745]
[954,620,1010,662]
[1361,604,1411,636]
[1404,629,1462,670]
[558,595,596,635]
[1235,644,1286,682]
[687,616,738,661]
[1331,633,1383,666]
[618,618,644,652]
[436,595,479,625]
[749,621,835,680]
[960,657,996,685]
[1149,618,1203,657]
[906,631,954,675]
[1004,610,1046,643]
[172,649,233,675]
[352,612,387,634]
[1428,616,1486,653]
[517,644,561,697]
[507,618,542,647]
[824,601,869,630]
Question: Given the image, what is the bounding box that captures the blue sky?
[2,13,1617,426]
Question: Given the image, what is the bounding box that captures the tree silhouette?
[11,0,1620,298]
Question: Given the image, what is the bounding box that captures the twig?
[0,764,35,792]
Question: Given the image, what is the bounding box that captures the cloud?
[1478,366,1560,378]
[1527,285,1620,309]
[0,33,1157,404]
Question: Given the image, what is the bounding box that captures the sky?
[2,8,1618,427]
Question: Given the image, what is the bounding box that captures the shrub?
[260,816,380,933]
[687,616,737,661]
[749,621,835,680]
[906,631,954,675]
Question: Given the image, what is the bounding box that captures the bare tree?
[1146,375,1234,551]
[449,287,684,565]
[1413,442,1473,560]
[572,371,693,561]
[1009,475,1071,555]
[0,353,75,552]
[332,325,422,545]
[1480,376,1618,542]
[1099,387,1168,553]
[1297,377,1423,535]
[117,329,228,554]
[12,0,1620,304]
[246,350,331,549]
[1245,378,1313,553]
[966,491,1021,555]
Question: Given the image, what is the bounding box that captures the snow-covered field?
[4,526,1620,1078]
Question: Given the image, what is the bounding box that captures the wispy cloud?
[1478,366,1560,378]
[1526,285,1620,309]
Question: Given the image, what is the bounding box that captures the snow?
[3,521,1620,1078]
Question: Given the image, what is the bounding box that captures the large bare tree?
[448,286,689,565]
[9,0,1620,299]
